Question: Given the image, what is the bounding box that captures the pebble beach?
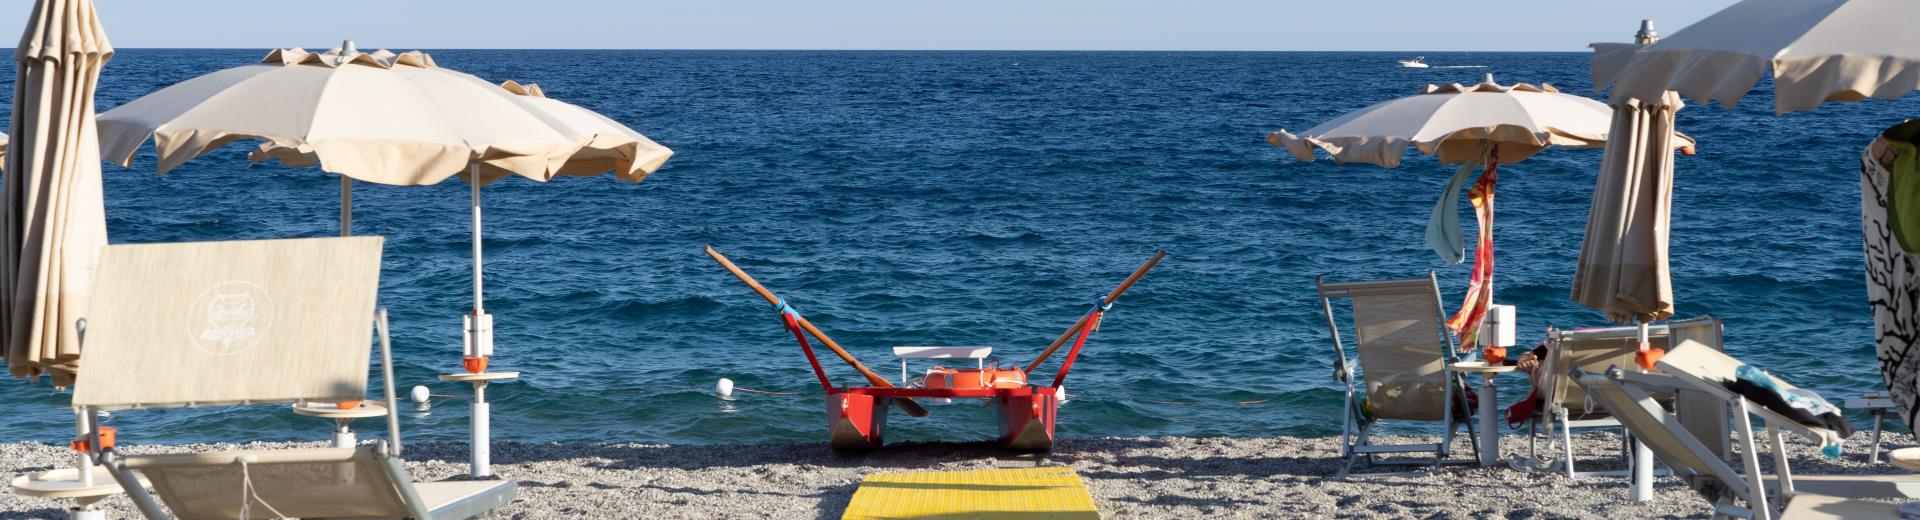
[5,432,1908,518]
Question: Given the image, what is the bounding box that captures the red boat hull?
[827,387,1058,451]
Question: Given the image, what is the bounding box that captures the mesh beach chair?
[1529,317,1725,478]
[1575,341,1920,520]
[1317,273,1477,478]
[71,237,516,520]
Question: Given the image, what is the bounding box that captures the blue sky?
[11,1,1734,51]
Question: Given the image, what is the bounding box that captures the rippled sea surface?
[0,50,1910,445]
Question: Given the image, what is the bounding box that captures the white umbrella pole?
[464,164,495,478]
[75,409,92,487]
[471,168,483,314]
[1630,319,1654,501]
[340,176,352,237]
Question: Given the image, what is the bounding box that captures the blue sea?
[0,50,1908,446]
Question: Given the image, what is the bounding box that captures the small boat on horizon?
[1398,56,1430,68]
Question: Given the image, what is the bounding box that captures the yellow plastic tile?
[842,466,1100,519]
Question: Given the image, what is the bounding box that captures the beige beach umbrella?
[97,43,674,360]
[1598,0,1920,115]
[1270,75,1689,349]
[2,0,111,387]
[1269,76,1617,168]
[1574,21,1681,328]
[97,43,673,478]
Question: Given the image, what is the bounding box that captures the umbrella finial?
[1635,19,1657,45]
[342,40,358,55]
[1483,73,1495,85]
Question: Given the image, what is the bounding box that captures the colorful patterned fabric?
[1447,161,1498,349]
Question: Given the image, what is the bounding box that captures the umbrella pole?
[472,167,484,316]
[463,164,499,478]
[75,409,93,487]
[1630,319,1654,501]
[340,176,352,237]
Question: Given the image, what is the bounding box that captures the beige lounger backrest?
[1341,278,1450,421]
[1668,317,1731,461]
[122,447,422,520]
[1546,324,1671,412]
[1658,340,1842,442]
[72,237,385,410]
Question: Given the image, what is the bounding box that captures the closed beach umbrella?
[1270,75,1688,349]
[1568,94,1682,326]
[0,133,10,169]
[1574,21,1680,329]
[2,0,111,387]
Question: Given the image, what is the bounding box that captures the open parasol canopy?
[1268,74,1619,168]
[1598,0,1920,115]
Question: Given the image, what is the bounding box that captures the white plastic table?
[1451,361,1518,467]
[292,401,390,448]
[439,371,519,477]
[892,346,992,384]
[1844,392,1897,463]
[10,466,149,520]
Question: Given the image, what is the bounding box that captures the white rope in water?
[238,459,288,520]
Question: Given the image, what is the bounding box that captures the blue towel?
[1425,162,1477,264]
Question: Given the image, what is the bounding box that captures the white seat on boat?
[893,346,993,384]
[893,346,992,359]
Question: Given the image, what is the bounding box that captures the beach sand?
[2,432,1909,518]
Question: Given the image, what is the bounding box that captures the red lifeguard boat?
[706,246,1164,451]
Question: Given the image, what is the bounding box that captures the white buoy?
[410,385,431,403]
[715,378,735,399]
[1058,385,1069,404]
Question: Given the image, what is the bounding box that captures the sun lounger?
[1532,322,1672,478]
[68,237,516,520]
[1317,273,1477,478]
[1575,341,1911,520]
[1530,316,1725,478]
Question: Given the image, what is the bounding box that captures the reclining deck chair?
[1531,317,1726,478]
[1317,273,1477,478]
[71,237,517,520]
[1575,341,1920,520]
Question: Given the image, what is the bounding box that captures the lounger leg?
[1732,400,1773,520]
[1766,421,1793,499]
[1630,433,1654,501]
[1871,410,1886,464]
[1340,419,1375,479]
[1560,411,1576,479]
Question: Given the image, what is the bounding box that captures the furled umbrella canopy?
[3,0,111,386]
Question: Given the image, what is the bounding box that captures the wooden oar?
[705,246,930,417]
[1025,250,1167,374]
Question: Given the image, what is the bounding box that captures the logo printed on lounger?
[186,281,276,355]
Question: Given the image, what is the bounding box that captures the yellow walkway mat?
[842,466,1099,519]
